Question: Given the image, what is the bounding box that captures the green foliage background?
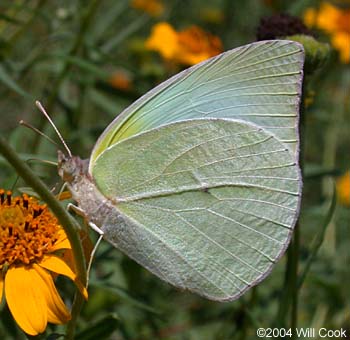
[0,0,349,339]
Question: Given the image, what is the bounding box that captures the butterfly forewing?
[89,40,304,171]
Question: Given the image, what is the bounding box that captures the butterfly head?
[57,150,89,184]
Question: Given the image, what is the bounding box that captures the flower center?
[0,190,60,269]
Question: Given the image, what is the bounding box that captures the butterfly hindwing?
[92,119,301,300]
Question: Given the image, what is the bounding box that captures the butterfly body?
[58,152,112,227]
[58,40,304,301]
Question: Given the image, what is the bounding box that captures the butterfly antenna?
[35,100,72,157]
[19,120,60,149]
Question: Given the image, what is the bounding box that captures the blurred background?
[0,0,349,339]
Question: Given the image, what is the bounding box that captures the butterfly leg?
[57,181,68,198]
[86,222,104,286]
[67,203,86,217]
[67,203,104,281]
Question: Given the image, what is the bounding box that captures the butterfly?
[56,40,304,301]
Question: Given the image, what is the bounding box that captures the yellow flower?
[0,190,87,335]
[303,8,316,27]
[131,0,164,17]
[336,171,350,206]
[145,22,223,66]
[304,2,350,63]
[146,22,178,60]
[331,32,350,63]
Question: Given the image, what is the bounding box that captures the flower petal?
[32,264,71,324]
[51,229,72,251]
[332,32,350,64]
[39,254,88,299]
[5,266,48,335]
[146,22,179,59]
[303,8,316,28]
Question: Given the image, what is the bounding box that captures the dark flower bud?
[256,13,312,40]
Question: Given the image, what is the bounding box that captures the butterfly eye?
[57,152,75,183]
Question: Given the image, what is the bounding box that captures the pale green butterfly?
[57,40,304,301]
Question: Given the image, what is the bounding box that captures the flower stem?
[65,291,85,340]
[276,81,305,332]
[289,223,300,337]
[0,136,87,309]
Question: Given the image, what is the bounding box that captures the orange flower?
[108,70,133,91]
[145,22,223,66]
[0,190,87,335]
[131,0,164,17]
[336,171,350,206]
[304,2,350,63]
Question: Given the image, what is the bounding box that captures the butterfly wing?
[90,40,304,171]
[92,119,301,301]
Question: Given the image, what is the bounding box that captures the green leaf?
[0,64,32,98]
